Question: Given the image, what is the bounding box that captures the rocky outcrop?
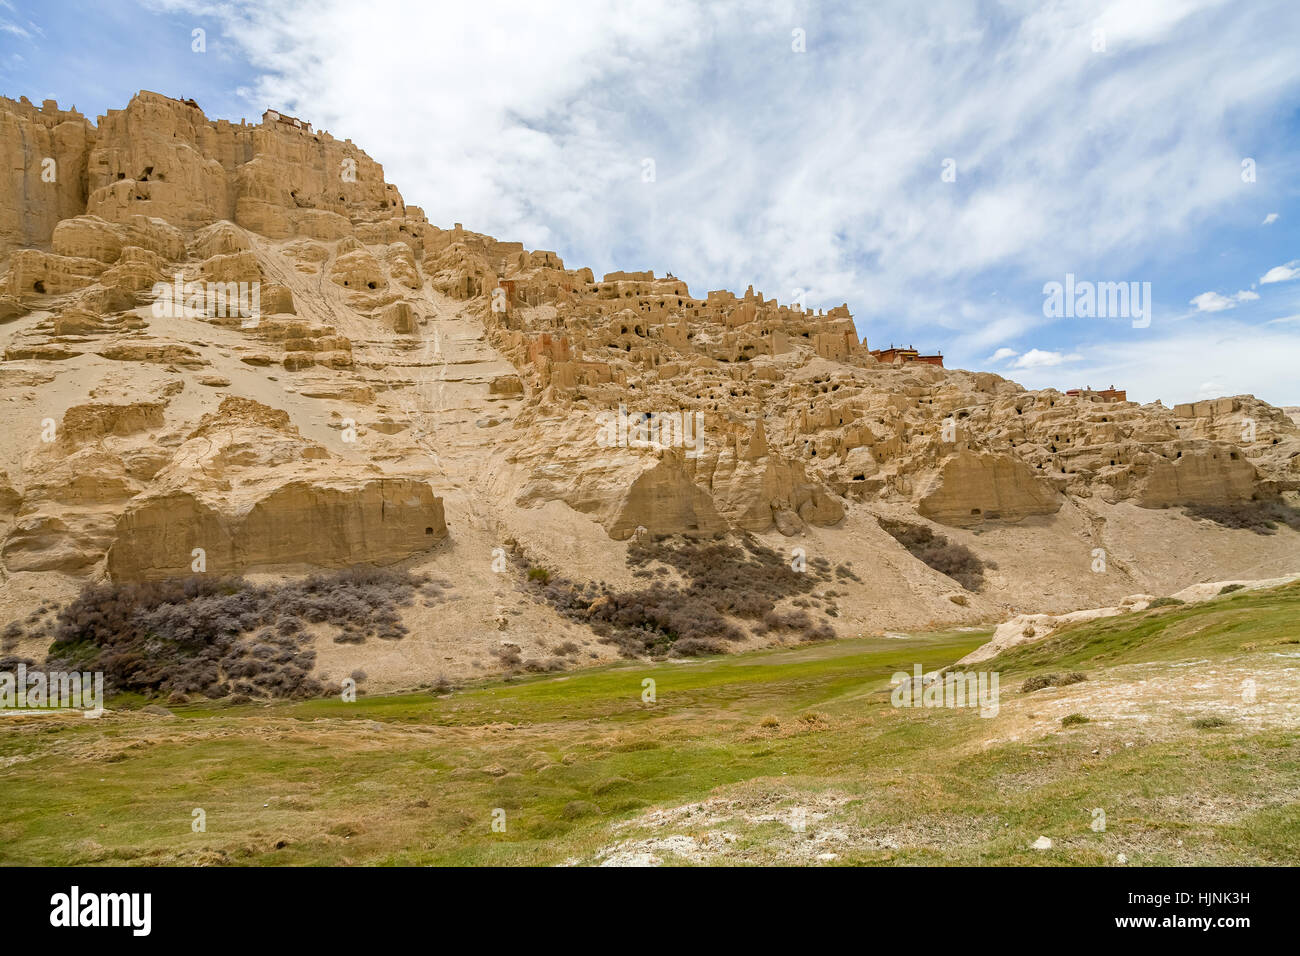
[107,479,446,579]
[97,396,449,579]
[1,90,411,254]
[917,451,1063,526]
[60,401,166,443]
[1133,448,1258,508]
[0,88,1295,604]
[0,385,447,579]
[0,97,93,257]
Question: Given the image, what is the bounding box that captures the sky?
[3,0,1299,406]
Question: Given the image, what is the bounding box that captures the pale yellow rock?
[52,215,124,263]
[917,451,1062,527]
[329,248,387,292]
[60,401,166,443]
[0,294,25,322]
[107,478,446,579]
[189,220,252,259]
[377,300,416,333]
[99,245,167,292]
[1134,448,1257,507]
[0,96,93,257]
[8,249,106,297]
[199,250,263,284]
[0,89,1296,686]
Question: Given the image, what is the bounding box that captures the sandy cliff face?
[102,396,447,579]
[0,98,92,258]
[1,89,1297,685]
[0,91,445,584]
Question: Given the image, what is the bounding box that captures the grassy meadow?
[1,583,1297,865]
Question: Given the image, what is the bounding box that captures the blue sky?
[4,0,1300,405]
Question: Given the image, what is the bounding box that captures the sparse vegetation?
[985,581,1300,675]
[491,644,523,672]
[1185,500,1300,534]
[1020,672,1087,693]
[877,519,988,591]
[5,585,1299,866]
[1191,715,1229,730]
[42,568,437,700]
[431,673,455,695]
[4,586,1300,865]
[510,533,838,657]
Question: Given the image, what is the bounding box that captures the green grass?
[1,584,1298,866]
[981,581,1300,674]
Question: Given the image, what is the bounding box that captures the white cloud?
[1013,349,1068,369]
[151,0,1300,333]
[988,347,1019,363]
[1263,212,1279,225]
[1190,291,1235,312]
[1261,261,1300,284]
[141,0,1300,408]
[1000,322,1300,406]
[1190,289,1260,311]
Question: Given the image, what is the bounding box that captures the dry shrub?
[1021,672,1087,693]
[43,567,433,700]
[512,533,839,657]
[1186,501,1300,534]
[878,519,987,591]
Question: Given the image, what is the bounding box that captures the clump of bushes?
[0,654,36,673]
[834,563,862,582]
[43,567,435,700]
[510,532,839,658]
[490,644,523,672]
[2,600,57,651]
[1060,713,1090,727]
[1,622,21,652]
[1147,596,1185,609]
[1021,672,1088,693]
[1186,501,1300,534]
[431,673,455,694]
[877,519,988,591]
[1218,583,1245,595]
[1190,715,1229,729]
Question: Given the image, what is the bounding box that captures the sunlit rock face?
[0,89,1296,601]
